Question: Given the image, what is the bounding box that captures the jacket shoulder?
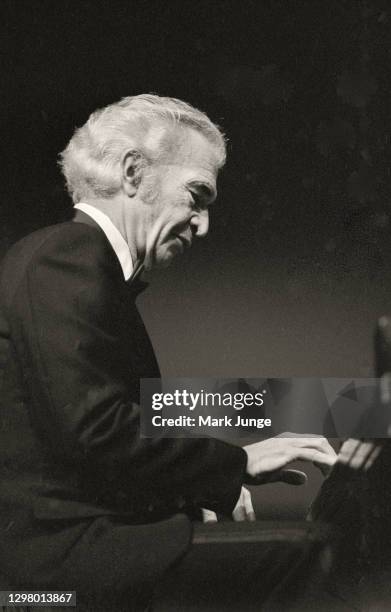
[0,222,120,309]
[2,221,107,264]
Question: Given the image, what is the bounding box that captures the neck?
[81,195,145,268]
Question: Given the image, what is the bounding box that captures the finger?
[349,441,375,470]
[363,443,382,471]
[278,433,330,442]
[294,436,337,458]
[338,439,382,471]
[296,448,338,467]
[202,508,218,523]
[278,435,337,462]
[348,441,381,471]
[317,437,338,459]
[242,488,256,521]
[339,439,361,465]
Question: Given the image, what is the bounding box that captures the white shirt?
[74,202,133,281]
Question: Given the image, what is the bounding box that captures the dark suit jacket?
[0,214,247,587]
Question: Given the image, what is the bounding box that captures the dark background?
[2,0,391,516]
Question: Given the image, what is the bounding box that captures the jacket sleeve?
[10,225,247,515]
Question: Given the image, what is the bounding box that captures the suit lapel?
[73,209,148,297]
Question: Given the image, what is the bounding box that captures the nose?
[190,209,209,238]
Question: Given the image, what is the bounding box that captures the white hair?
[59,94,226,203]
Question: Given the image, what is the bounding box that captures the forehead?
[161,127,220,178]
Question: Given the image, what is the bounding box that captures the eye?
[190,191,200,209]
[190,191,206,211]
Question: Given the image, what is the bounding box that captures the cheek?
[161,207,190,233]
[150,189,192,235]
[172,199,193,224]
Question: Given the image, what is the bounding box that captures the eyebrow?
[187,180,217,203]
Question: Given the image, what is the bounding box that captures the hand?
[202,486,256,523]
[243,433,337,485]
[338,438,382,472]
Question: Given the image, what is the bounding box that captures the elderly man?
[0,95,335,609]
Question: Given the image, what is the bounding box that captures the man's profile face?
[141,128,219,269]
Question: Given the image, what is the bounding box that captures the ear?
[121,150,145,197]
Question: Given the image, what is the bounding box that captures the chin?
[153,250,177,269]
[149,242,182,269]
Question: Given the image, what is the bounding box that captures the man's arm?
[9,224,246,515]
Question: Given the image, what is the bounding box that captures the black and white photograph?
[1,1,391,610]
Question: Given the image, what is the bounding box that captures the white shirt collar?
[74,202,133,281]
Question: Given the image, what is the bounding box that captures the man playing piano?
[0,95,337,610]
